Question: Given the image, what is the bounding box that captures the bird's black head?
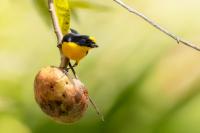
[62,29,98,48]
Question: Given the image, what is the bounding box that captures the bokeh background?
[1,0,200,133]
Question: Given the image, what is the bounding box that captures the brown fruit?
[34,66,89,123]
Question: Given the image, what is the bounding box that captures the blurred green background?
[1,0,200,133]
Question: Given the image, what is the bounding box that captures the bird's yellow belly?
[62,42,90,62]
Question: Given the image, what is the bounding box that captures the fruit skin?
[34,66,88,123]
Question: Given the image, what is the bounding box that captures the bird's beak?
[91,44,98,48]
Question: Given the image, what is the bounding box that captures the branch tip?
[113,0,200,52]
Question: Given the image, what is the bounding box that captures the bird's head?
[61,29,98,48]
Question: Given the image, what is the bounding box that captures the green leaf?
[54,0,71,35]
[33,0,110,26]
[69,0,110,11]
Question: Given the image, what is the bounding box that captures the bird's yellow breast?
[61,42,90,62]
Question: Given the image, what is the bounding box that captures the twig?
[48,0,69,68]
[48,0,62,43]
[89,96,104,121]
[113,0,200,51]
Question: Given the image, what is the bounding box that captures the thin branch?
[48,0,69,68]
[113,0,200,51]
[89,96,104,121]
[48,0,62,44]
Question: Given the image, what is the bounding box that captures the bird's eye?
[86,40,91,43]
[79,39,86,44]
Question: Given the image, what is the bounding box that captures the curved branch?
[48,0,69,68]
[113,0,200,51]
[48,0,62,43]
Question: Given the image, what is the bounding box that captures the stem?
[89,96,104,121]
[48,0,69,68]
[113,0,200,51]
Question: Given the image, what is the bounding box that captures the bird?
[58,29,98,68]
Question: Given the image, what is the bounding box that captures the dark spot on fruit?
[49,83,54,91]
[48,103,54,110]
[60,110,68,116]
[75,93,82,103]
[55,100,62,106]
[62,93,66,98]
[66,104,73,111]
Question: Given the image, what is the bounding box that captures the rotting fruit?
[34,66,89,123]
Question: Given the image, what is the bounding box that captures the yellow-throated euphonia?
[58,29,98,67]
